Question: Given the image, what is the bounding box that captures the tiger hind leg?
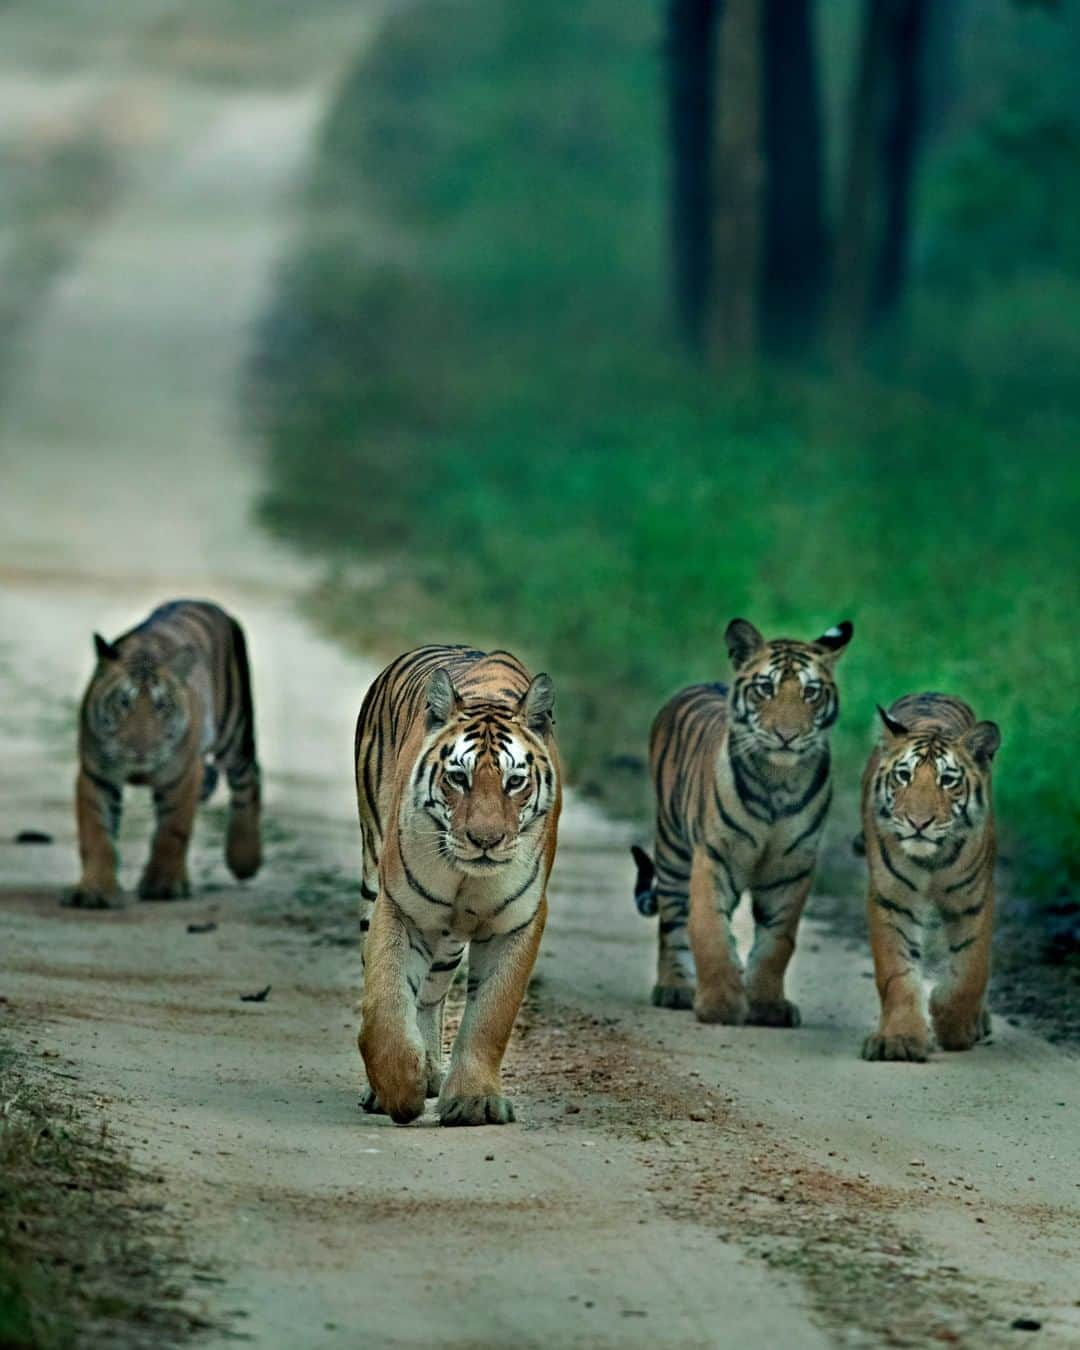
[358,820,380,957]
[651,855,696,1010]
[222,619,262,881]
[223,760,261,880]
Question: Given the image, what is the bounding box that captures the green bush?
[253,0,1080,903]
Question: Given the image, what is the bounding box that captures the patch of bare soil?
[504,996,1053,1349]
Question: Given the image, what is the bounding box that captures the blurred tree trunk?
[873,0,927,322]
[921,0,965,143]
[760,0,827,355]
[830,0,928,357]
[710,0,762,361]
[667,0,718,352]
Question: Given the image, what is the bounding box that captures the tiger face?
[873,707,1000,859]
[726,618,853,765]
[414,667,556,876]
[86,633,196,779]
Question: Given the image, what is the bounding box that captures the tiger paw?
[359,1087,388,1115]
[861,1032,929,1063]
[747,998,802,1028]
[694,986,748,1026]
[359,1040,426,1124]
[63,884,124,910]
[438,1093,515,1127]
[651,984,695,1010]
[930,994,991,1052]
[137,873,191,901]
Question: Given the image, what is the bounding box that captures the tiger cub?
[632,618,852,1025]
[861,693,1000,1062]
[355,645,561,1127]
[70,600,261,908]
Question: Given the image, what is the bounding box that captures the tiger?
[860,692,1000,1063]
[69,599,261,909]
[354,645,561,1126]
[632,617,853,1025]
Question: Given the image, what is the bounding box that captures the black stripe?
[777,751,830,818]
[398,836,453,908]
[714,787,758,848]
[497,909,541,937]
[886,922,921,961]
[874,894,923,926]
[429,954,464,973]
[755,866,813,893]
[876,836,918,892]
[783,787,832,856]
[86,769,122,802]
[493,855,542,915]
[940,898,985,923]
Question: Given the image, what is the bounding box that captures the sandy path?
[1,20,1078,1350]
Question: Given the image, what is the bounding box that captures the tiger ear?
[517,673,554,734]
[725,619,765,671]
[93,633,120,663]
[167,646,198,684]
[425,668,463,729]
[876,704,909,746]
[813,620,853,660]
[962,720,1000,767]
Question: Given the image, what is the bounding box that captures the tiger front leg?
[438,899,547,1127]
[67,769,124,909]
[930,893,993,1052]
[416,940,466,1098]
[139,759,202,900]
[744,867,815,1028]
[862,891,931,1062]
[687,846,748,1025]
[359,896,429,1124]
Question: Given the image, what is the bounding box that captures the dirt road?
[1,18,1078,1350]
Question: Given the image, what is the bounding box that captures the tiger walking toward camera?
[355,645,561,1126]
[70,600,261,908]
[861,693,1000,1062]
[632,618,853,1025]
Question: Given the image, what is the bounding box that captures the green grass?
[254,0,1080,906]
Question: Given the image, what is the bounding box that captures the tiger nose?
[906,815,934,833]
[467,830,505,851]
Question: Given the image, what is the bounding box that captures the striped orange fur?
[70,600,260,908]
[634,618,852,1025]
[861,692,1000,1062]
[354,645,561,1125]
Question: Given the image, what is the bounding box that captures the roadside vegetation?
[253,1,1079,935]
[0,1043,202,1349]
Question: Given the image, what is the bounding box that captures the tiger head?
[85,633,196,777]
[416,667,557,875]
[726,618,853,765]
[872,706,1000,859]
